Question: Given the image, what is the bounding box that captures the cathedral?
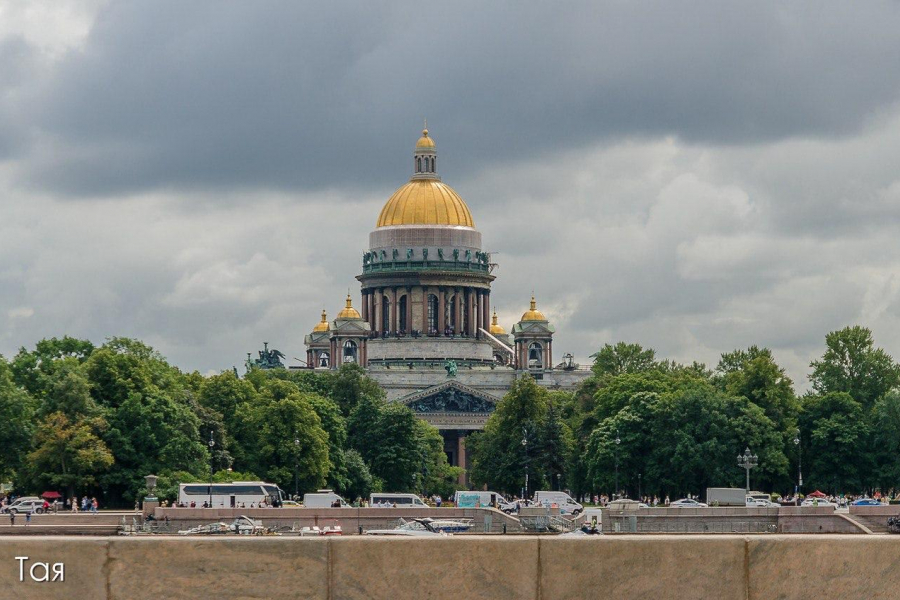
[303,127,590,479]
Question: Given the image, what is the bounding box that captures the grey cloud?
[5,0,900,196]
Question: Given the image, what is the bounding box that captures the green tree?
[415,419,463,498]
[10,336,95,398]
[809,326,900,408]
[872,391,900,491]
[27,412,114,497]
[249,393,330,494]
[469,376,550,494]
[591,342,658,378]
[0,358,37,481]
[799,392,872,493]
[717,347,798,433]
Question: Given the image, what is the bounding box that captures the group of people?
[67,496,99,513]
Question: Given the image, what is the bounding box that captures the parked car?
[670,498,708,508]
[747,498,780,508]
[801,498,837,508]
[850,498,882,506]
[1,499,47,515]
[605,499,649,510]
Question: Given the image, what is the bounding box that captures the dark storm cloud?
[12,0,900,197]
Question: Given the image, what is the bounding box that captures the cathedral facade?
[303,128,590,478]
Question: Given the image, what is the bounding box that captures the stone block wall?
[1,535,898,599]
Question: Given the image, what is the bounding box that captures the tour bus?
[178,481,285,508]
[369,493,428,507]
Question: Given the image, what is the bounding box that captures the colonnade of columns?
[361,286,490,337]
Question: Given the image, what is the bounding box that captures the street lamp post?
[794,429,803,500]
[638,473,642,502]
[521,428,529,500]
[557,473,562,492]
[294,432,301,499]
[207,432,216,508]
[737,447,759,493]
[614,430,621,499]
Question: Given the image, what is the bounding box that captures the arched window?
[430,157,435,172]
[399,295,408,333]
[343,340,358,363]
[427,294,438,333]
[528,342,543,369]
[416,157,422,173]
[318,352,330,368]
[382,296,391,333]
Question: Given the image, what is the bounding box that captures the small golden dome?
[377,179,474,228]
[489,310,506,335]
[312,309,329,332]
[521,295,546,321]
[336,294,361,319]
[416,128,435,149]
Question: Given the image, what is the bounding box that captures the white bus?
[178,481,285,508]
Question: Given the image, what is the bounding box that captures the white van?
[454,491,516,513]
[302,490,349,508]
[370,493,427,507]
[533,491,583,515]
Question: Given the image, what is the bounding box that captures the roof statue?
[246,342,286,372]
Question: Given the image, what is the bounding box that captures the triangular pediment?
[399,380,500,414]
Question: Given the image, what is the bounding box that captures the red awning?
[807,490,826,498]
[41,491,61,499]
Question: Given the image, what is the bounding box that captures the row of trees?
[0,337,459,506]
[469,326,900,499]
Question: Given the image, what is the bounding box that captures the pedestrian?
[91,497,98,514]
[8,512,14,527]
[25,512,30,526]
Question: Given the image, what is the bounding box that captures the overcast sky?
[2,1,900,387]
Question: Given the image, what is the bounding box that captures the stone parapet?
[367,338,493,361]
[2,535,898,599]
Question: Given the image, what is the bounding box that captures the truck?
[454,491,516,513]
[705,487,746,507]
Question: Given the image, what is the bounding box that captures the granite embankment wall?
[600,505,867,534]
[152,506,522,533]
[1,535,898,599]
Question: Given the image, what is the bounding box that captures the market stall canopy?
[807,490,826,498]
[41,491,61,499]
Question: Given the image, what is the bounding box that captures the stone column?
[361,290,368,322]
[454,288,462,335]
[469,288,481,337]
[360,339,366,367]
[547,340,552,371]
[476,291,483,337]
[389,287,398,333]
[457,432,467,486]
[375,289,383,334]
[438,287,446,333]
[405,287,413,334]
[483,292,490,338]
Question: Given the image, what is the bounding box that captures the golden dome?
[312,309,329,332]
[521,296,546,321]
[336,294,361,320]
[416,128,435,149]
[376,179,474,228]
[489,310,506,335]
